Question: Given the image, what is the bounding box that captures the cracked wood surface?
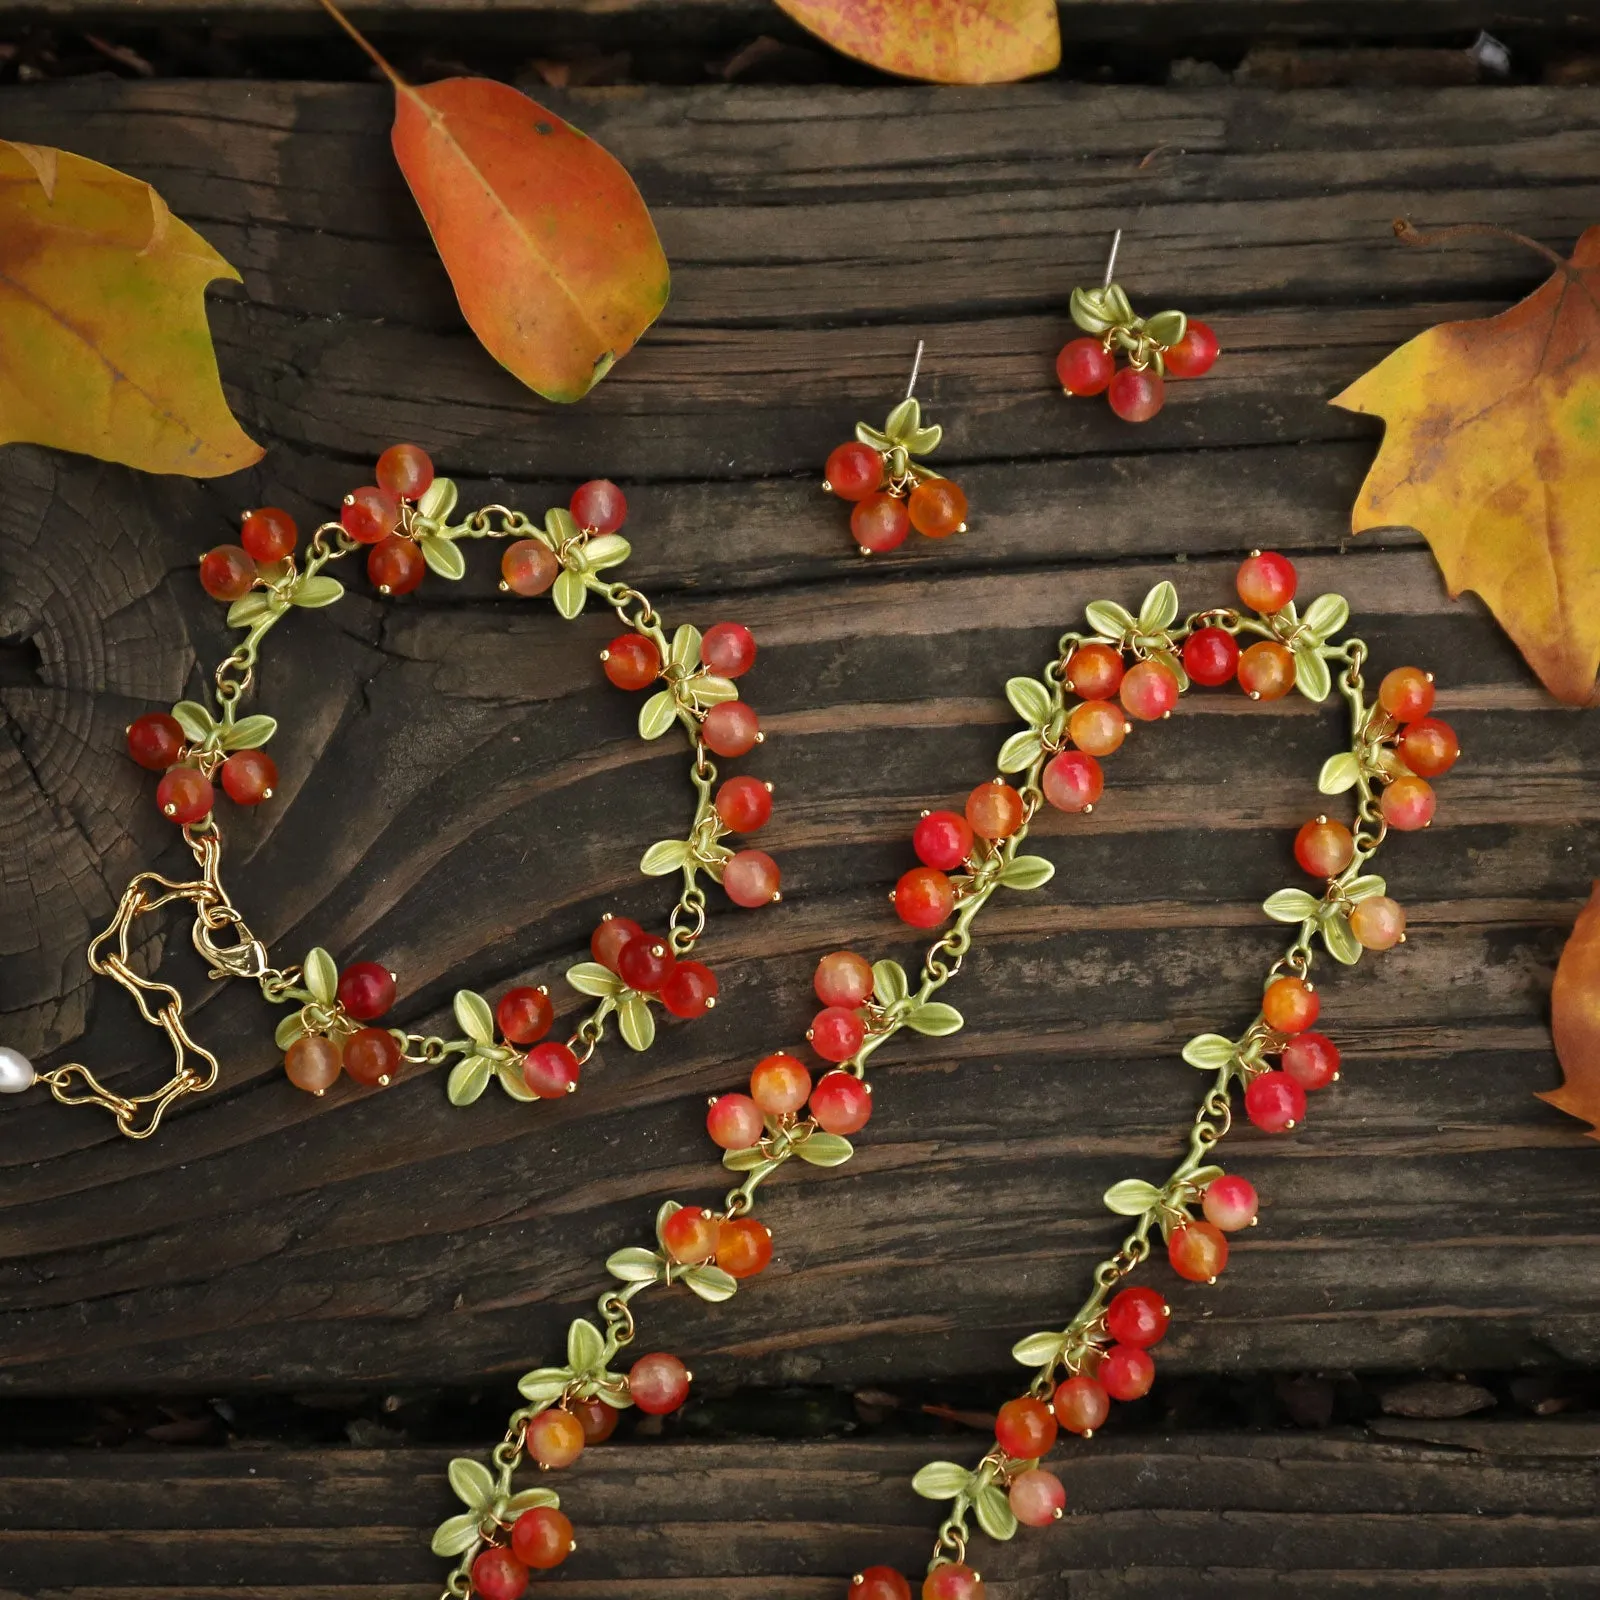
[0,81,1597,1440]
[3,1425,1600,1595]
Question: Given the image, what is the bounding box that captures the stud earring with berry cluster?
[822,341,968,555]
[1056,229,1219,423]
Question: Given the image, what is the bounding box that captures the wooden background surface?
[2,70,1599,1596]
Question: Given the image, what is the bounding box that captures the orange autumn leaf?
[776,0,1060,84]
[0,141,261,477]
[1332,225,1600,706]
[319,1,667,404]
[1540,881,1600,1141]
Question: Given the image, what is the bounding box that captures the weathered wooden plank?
[4,1428,1600,1596]
[0,80,1596,1400]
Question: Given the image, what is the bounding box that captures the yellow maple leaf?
[0,140,261,477]
[1332,226,1600,706]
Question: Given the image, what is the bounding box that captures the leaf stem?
[1392,217,1570,276]
[311,0,408,90]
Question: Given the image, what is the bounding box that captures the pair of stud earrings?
[820,230,1221,556]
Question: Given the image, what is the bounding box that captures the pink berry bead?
[922,1562,986,1600]
[815,950,874,1008]
[629,1352,690,1414]
[1236,550,1297,613]
[1042,750,1103,813]
[570,478,627,532]
[702,700,761,758]
[1282,1031,1339,1091]
[913,809,974,870]
[825,441,883,501]
[1202,1174,1259,1231]
[810,1006,865,1063]
[1165,319,1220,379]
[523,1042,580,1098]
[702,622,757,678]
[1120,659,1179,722]
[1053,1374,1109,1435]
[854,1569,912,1600]
[1009,1467,1066,1528]
[1244,1069,1306,1133]
[1100,1343,1154,1401]
[707,1092,764,1149]
[810,1071,872,1135]
[1057,336,1115,396]
[1107,366,1164,422]
[471,1547,528,1600]
[1104,1285,1169,1348]
[1381,776,1436,832]
[724,849,781,907]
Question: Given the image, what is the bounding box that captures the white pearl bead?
[0,1046,37,1094]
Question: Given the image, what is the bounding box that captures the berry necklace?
[0,448,781,1138]
[422,551,1459,1600]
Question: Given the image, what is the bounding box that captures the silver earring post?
[905,338,925,400]
[1103,228,1123,288]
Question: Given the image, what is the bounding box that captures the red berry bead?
[854,1568,912,1600]
[572,1396,619,1444]
[343,1026,402,1088]
[907,478,967,539]
[220,750,276,805]
[994,1394,1058,1460]
[1202,1174,1259,1231]
[1108,366,1164,422]
[895,866,955,929]
[368,535,425,596]
[529,1408,585,1468]
[496,986,553,1046]
[570,478,627,532]
[1379,666,1435,723]
[376,443,434,500]
[914,810,973,870]
[284,1034,342,1094]
[1382,775,1436,832]
[707,1092,764,1150]
[501,539,559,597]
[1042,750,1103,813]
[629,1351,690,1414]
[157,767,214,824]
[811,1070,872,1135]
[1057,336,1115,396]
[471,1546,528,1600]
[824,441,883,501]
[240,507,298,563]
[1282,1030,1340,1091]
[1350,894,1406,951]
[716,1215,773,1279]
[1262,975,1319,1035]
[199,545,257,602]
[922,1563,985,1600]
[702,622,757,678]
[810,1006,865,1063]
[1070,699,1128,756]
[966,780,1024,841]
[618,934,674,993]
[523,1042,581,1098]
[815,950,874,1009]
[1182,626,1239,687]
[1065,642,1124,700]
[592,915,645,972]
[340,486,400,545]
[1401,717,1459,778]
[724,849,781,907]
[1245,1069,1306,1133]
[716,774,773,833]
[1009,1467,1066,1528]
[661,1205,719,1265]
[1100,1343,1155,1401]
[1120,659,1179,722]
[603,632,661,691]
[1165,318,1220,378]
[1294,817,1354,879]
[702,700,761,758]
[852,492,911,554]
[1237,640,1296,701]
[751,1051,810,1116]
[1168,1220,1229,1283]
[1235,551,1297,614]
[338,962,395,1021]
[1105,1285,1169,1348]
[127,712,185,771]
[1053,1374,1110,1435]
[511,1506,574,1571]
[662,961,718,1019]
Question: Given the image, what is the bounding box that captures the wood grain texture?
[4,1425,1600,1596]
[0,82,1597,1427]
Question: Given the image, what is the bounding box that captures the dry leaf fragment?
[775,0,1060,84]
[1332,223,1600,706]
[0,141,261,477]
[1540,881,1600,1140]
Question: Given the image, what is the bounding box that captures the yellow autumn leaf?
[0,141,262,477]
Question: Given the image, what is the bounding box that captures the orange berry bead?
[1235,550,1297,613]
[511,1506,574,1571]
[1382,775,1436,831]
[199,545,256,602]
[1069,698,1128,756]
[1168,1220,1229,1283]
[716,1216,773,1279]
[343,1027,402,1087]
[1064,642,1125,700]
[1052,1374,1109,1435]
[285,1035,342,1095]
[602,632,662,691]
[852,492,910,554]
[1350,894,1406,951]
[994,1395,1057,1459]
[965,780,1024,841]
[750,1052,810,1116]
[1237,640,1295,701]
[375,443,434,499]
[528,1408,585,1469]
[824,441,882,501]
[907,478,967,538]
[572,1396,619,1443]
[501,539,559,597]
[923,1565,985,1600]
[1262,975,1319,1035]
[661,1206,719,1265]
[1119,659,1179,721]
[1379,666,1435,723]
[340,486,400,544]
[854,1569,913,1600]
[368,535,425,595]
[1293,817,1354,879]
[240,507,297,563]
[1400,717,1459,778]
[815,950,874,1008]
[221,749,277,805]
